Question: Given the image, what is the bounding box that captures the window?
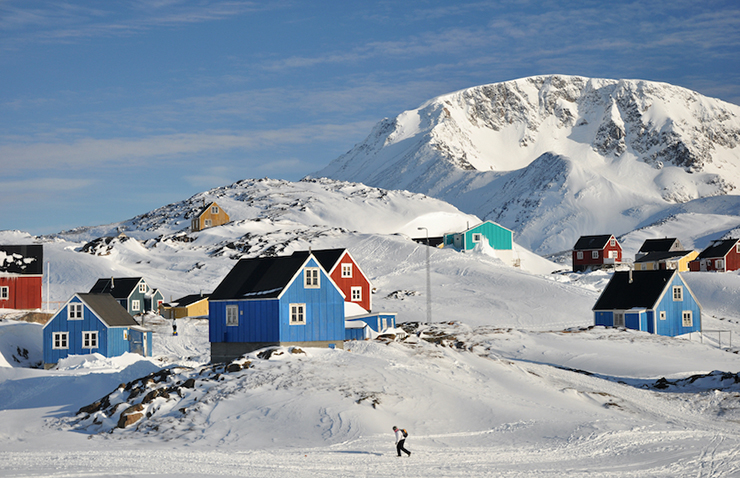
[211,205,219,214]
[592,251,599,259]
[123,330,128,340]
[131,300,141,312]
[609,238,616,246]
[304,268,320,288]
[226,305,239,326]
[682,311,693,327]
[716,259,724,270]
[290,304,305,324]
[472,233,482,243]
[53,332,68,349]
[0,286,7,300]
[138,283,147,293]
[613,312,624,327]
[737,244,740,253]
[672,286,683,301]
[351,286,362,302]
[68,303,83,320]
[83,331,98,349]
[608,250,618,259]
[660,311,666,321]
[204,219,212,227]
[341,263,353,278]
[576,251,583,260]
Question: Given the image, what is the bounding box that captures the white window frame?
[610,238,616,246]
[715,259,724,270]
[736,244,740,253]
[131,300,141,312]
[138,283,147,293]
[226,305,239,326]
[682,310,693,327]
[82,331,98,349]
[592,251,599,259]
[211,205,219,214]
[659,311,667,321]
[576,251,583,260]
[341,263,353,278]
[53,332,68,349]
[0,286,8,299]
[304,268,320,288]
[672,286,683,301]
[204,219,212,227]
[68,303,83,320]
[613,311,625,328]
[290,303,305,325]
[472,233,482,243]
[351,286,362,302]
[608,250,617,259]
[123,330,128,340]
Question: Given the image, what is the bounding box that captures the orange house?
[191,201,230,232]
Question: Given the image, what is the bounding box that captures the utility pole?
[417,227,431,325]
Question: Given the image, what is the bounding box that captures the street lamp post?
[418,227,432,325]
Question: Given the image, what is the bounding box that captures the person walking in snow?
[393,426,411,457]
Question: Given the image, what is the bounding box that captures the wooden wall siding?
[329,254,372,312]
[655,275,701,336]
[0,276,42,309]
[195,206,230,231]
[465,222,512,250]
[43,297,110,364]
[209,299,281,343]
[728,248,740,271]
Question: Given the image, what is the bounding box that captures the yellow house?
[191,201,230,232]
[160,294,209,319]
[633,250,698,272]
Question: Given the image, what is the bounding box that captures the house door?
[130,332,144,356]
[614,312,625,328]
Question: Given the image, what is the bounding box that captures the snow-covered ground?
[2,178,740,476]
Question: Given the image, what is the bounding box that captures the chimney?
[628,268,633,284]
[111,277,114,289]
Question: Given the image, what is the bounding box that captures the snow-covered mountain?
[314,75,740,254]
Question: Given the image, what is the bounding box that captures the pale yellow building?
[191,201,230,232]
[633,250,698,272]
[160,294,209,319]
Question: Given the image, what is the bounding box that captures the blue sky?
[2,0,739,235]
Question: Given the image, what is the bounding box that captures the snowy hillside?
[314,75,740,254]
[3,173,740,475]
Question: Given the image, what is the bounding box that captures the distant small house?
[208,251,345,363]
[291,249,373,313]
[634,250,698,272]
[572,235,622,272]
[0,245,43,310]
[345,312,397,340]
[443,221,518,266]
[688,239,740,272]
[635,238,685,260]
[593,270,701,337]
[160,293,209,319]
[89,277,163,316]
[43,293,153,369]
[191,201,230,232]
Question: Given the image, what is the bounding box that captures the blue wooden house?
[593,270,702,337]
[43,293,153,369]
[345,312,397,341]
[208,252,346,363]
[444,221,513,252]
[89,277,163,316]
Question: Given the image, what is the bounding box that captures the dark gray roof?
[210,255,309,301]
[696,239,739,259]
[638,238,683,253]
[78,293,139,327]
[574,235,614,250]
[89,277,143,299]
[634,250,694,263]
[593,270,676,311]
[167,293,210,308]
[291,249,345,273]
[0,245,43,275]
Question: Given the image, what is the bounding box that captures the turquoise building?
[444,221,513,252]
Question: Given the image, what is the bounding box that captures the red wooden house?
[0,245,43,310]
[292,249,372,312]
[572,235,622,272]
[689,239,740,272]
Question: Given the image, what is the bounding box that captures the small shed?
[444,221,513,252]
[43,293,153,369]
[593,270,701,337]
[160,293,210,319]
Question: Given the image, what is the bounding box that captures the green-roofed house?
[43,293,153,369]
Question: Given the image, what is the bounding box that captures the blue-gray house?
[208,252,345,363]
[593,270,702,337]
[89,277,164,317]
[43,293,153,369]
